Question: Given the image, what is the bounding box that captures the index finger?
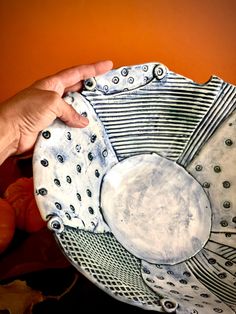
[33,60,113,96]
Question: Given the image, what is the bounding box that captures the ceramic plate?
[33,62,236,313]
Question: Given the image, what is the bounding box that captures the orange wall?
[0,0,235,102]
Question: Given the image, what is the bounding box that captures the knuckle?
[34,76,63,94]
[46,90,59,103]
[41,91,61,111]
[44,77,58,90]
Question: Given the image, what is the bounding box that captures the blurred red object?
[0,166,69,280]
[0,198,16,254]
[0,228,70,281]
[4,177,46,233]
[0,157,21,196]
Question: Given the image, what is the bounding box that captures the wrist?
[0,102,19,165]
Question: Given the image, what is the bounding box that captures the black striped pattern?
[207,234,236,262]
[186,248,236,306]
[210,232,236,250]
[82,72,223,161]
[179,82,236,166]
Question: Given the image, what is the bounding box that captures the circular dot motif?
[102,149,108,157]
[214,165,221,173]
[195,165,202,171]
[225,139,233,146]
[208,258,216,264]
[154,65,166,79]
[75,144,81,152]
[220,220,228,227]
[222,181,230,188]
[203,182,210,188]
[88,207,94,214]
[163,300,176,309]
[167,282,175,286]
[103,85,109,92]
[66,176,72,183]
[218,273,227,279]
[88,152,93,161]
[81,112,87,117]
[195,304,204,308]
[95,170,100,178]
[37,188,47,196]
[154,285,163,290]
[51,221,61,230]
[66,132,71,140]
[55,202,62,210]
[40,159,49,167]
[142,65,148,72]
[86,189,92,197]
[142,267,150,274]
[65,212,71,220]
[225,261,233,267]
[54,178,61,186]
[121,68,128,76]
[146,278,154,283]
[84,78,96,90]
[57,155,64,163]
[128,77,134,84]
[76,193,81,201]
[223,201,231,209]
[70,205,75,212]
[112,76,119,84]
[76,164,81,173]
[90,134,97,143]
[42,131,51,139]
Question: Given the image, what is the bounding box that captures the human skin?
[0,60,113,164]
[0,60,113,253]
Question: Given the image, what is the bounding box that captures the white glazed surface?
[101,153,211,264]
[33,93,117,232]
[33,62,236,313]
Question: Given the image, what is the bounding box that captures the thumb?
[56,98,89,128]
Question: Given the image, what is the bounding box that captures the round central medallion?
[101,153,211,265]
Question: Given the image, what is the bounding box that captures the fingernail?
[79,115,89,127]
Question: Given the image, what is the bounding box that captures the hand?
[0,61,113,164]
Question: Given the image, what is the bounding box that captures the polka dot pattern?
[187,111,236,233]
[86,63,165,95]
[33,93,118,232]
[141,261,233,313]
[186,110,236,311]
